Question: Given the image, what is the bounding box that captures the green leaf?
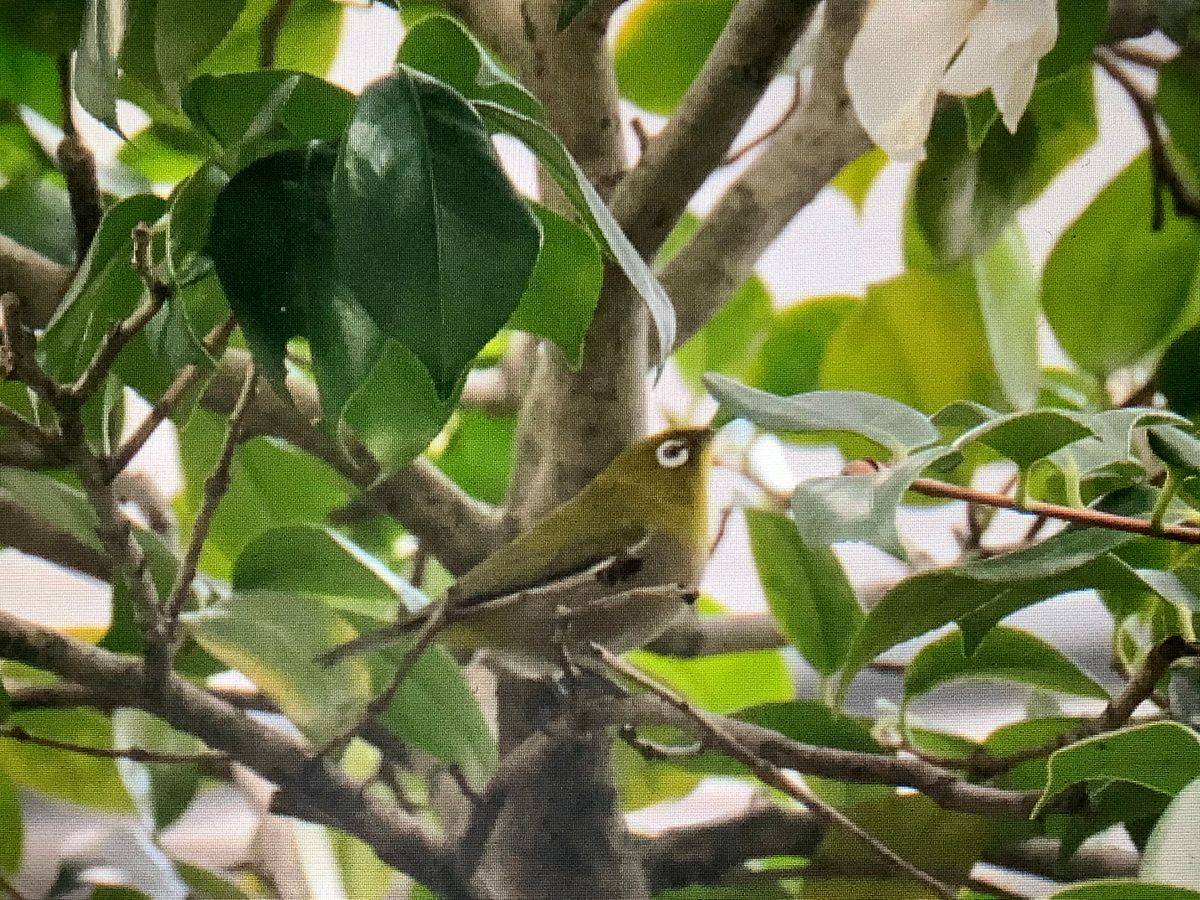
[40,193,168,382]
[902,626,1109,709]
[1037,722,1200,815]
[0,709,135,812]
[194,0,343,80]
[745,508,863,675]
[1043,153,1200,375]
[1150,425,1200,474]
[952,409,1096,469]
[1038,0,1108,80]
[831,148,887,215]
[612,0,735,115]
[819,270,999,414]
[231,524,407,618]
[1142,774,1200,889]
[1161,49,1200,181]
[0,466,102,550]
[840,525,1136,688]
[475,100,677,362]
[74,0,127,129]
[183,70,355,151]
[175,411,353,577]
[913,101,1036,264]
[187,591,375,743]
[174,863,252,900]
[1049,883,1200,900]
[704,375,938,456]
[0,175,75,265]
[974,224,1040,409]
[340,340,461,469]
[397,13,541,119]
[558,0,591,29]
[745,295,860,398]
[112,708,206,830]
[210,142,384,419]
[154,0,245,103]
[434,408,516,505]
[0,0,84,55]
[791,446,955,557]
[507,204,603,367]
[332,69,539,397]
[675,276,772,390]
[117,123,209,182]
[0,770,19,876]
[1161,324,1200,418]
[630,641,792,715]
[1023,65,1099,198]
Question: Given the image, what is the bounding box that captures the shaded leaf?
[154,0,245,103]
[745,508,863,675]
[74,0,127,129]
[1141,774,1200,889]
[1160,49,1200,181]
[746,295,859,398]
[974,224,1040,409]
[1049,883,1200,900]
[952,409,1096,469]
[0,770,19,875]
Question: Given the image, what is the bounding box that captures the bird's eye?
[656,438,690,469]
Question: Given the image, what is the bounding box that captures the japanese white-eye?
[320,426,714,675]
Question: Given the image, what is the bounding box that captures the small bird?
[319,426,714,675]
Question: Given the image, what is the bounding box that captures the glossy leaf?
[612,0,734,115]
[791,446,955,557]
[154,0,245,102]
[74,0,126,129]
[186,591,375,743]
[1037,722,1200,814]
[820,271,999,414]
[1043,154,1200,374]
[1141,774,1200,889]
[507,204,603,367]
[704,375,938,456]
[952,409,1096,469]
[475,100,677,361]
[1149,425,1200,474]
[745,508,863,675]
[231,524,407,618]
[397,13,541,119]
[902,626,1108,708]
[0,709,135,812]
[974,224,1040,409]
[117,123,209,182]
[210,142,384,419]
[332,69,539,396]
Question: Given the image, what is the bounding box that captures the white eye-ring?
[656,438,690,469]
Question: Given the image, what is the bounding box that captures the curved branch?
[648,611,785,658]
[0,609,476,900]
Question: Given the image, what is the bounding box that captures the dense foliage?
[1,0,1200,898]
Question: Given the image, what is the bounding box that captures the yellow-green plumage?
[321,427,713,674]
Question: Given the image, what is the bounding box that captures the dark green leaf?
[0,30,64,123]
[0,0,84,55]
[745,508,863,675]
[210,142,383,419]
[166,162,228,285]
[397,13,541,119]
[332,69,539,396]
[1043,153,1200,375]
[819,270,1000,414]
[1149,424,1200,473]
[790,446,955,557]
[231,524,407,618]
[612,0,735,115]
[1160,49,1200,181]
[902,626,1109,708]
[1037,722,1200,814]
[74,0,127,129]
[1038,0,1107,79]
[507,204,603,367]
[952,409,1096,469]
[183,70,355,151]
[745,295,859,398]
[1160,325,1200,418]
[154,0,245,102]
[704,374,938,456]
[0,175,75,265]
[558,0,591,29]
[974,224,1039,409]
[476,100,677,362]
[0,709,134,812]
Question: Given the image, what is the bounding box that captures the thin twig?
[0,723,227,768]
[107,314,238,477]
[69,224,171,401]
[162,368,258,637]
[723,79,803,165]
[1110,42,1174,69]
[259,0,296,67]
[590,643,958,899]
[1096,48,1200,225]
[619,723,704,761]
[920,635,1197,778]
[909,476,1200,545]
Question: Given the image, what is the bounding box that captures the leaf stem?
[1151,468,1179,531]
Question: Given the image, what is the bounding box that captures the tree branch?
[660,0,871,348]
[647,611,785,658]
[0,723,228,770]
[0,610,477,899]
[56,133,103,260]
[608,0,823,256]
[0,236,72,328]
